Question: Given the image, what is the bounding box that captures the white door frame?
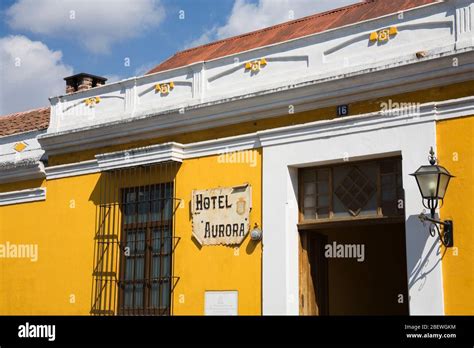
[260,112,445,315]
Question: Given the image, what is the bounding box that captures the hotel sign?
[192,184,251,246]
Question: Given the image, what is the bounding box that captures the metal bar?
[167,161,173,315]
[104,170,112,314]
[145,164,152,314]
[158,165,162,316]
[418,213,451,226]
[90,175,100,314]
[131,167,138,315]
[118,168,125,314]
[98,171,107,314]
[108,170,116,314]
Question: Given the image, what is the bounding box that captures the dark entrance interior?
[299,221,409,315]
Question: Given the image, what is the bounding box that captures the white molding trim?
[42,95,474,180]
[0,129,47,185]
[94,135,261,171]
[0,162,45,184]
[183,132,261,159]
[0,187,46,206]
[435,95,474,120]
[258,96,474,147]
[45,159,99,180]
[96,142,184,171]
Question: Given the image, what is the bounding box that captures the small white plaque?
[204,291,238,316]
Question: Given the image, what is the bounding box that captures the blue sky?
[0,0,358,115]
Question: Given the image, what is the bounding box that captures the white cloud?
[6,0,165,54]
[134,61,161,76]
[0,35,73,115]
[186,0,360,48]
[103,74,123,84]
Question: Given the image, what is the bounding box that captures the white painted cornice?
[183,132,261,159]
[44,159,99,180]
[435,95,474,119]
[44,135,264,180]
[0,161,45,184]
[38,49,474,156]
[258,96,474,147]
[42,96,474,180]
[96,142,184,171]
[0,187,46,206]
[95,132,261,169]
[0,130,46,184]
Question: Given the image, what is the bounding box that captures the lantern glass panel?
[437,173,451,199]
[415,172,439,198]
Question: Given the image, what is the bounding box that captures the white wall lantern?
[410,147,454,247]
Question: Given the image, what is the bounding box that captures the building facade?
[0,0,473,315]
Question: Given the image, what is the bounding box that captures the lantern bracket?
[418,212,454,247]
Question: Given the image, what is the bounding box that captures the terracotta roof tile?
[0,107,50,137]
[146,0,438,74]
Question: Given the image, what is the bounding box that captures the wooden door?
[299,232,328,315]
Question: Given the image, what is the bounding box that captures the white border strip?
[0,163,45,184]
[258,96,474,147]
[96,143,184,171]
[0,187,46,206]
[45,159,99,180]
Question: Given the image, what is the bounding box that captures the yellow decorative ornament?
[378,28,390,41]
[245,58,268,73]
[369,31,379,42]
[155,82,174,95]
[369,26,398,42]
[84,97,101,107]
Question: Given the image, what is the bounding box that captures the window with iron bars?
[119,184,173,315]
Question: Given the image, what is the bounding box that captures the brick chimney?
[64,73,107,94]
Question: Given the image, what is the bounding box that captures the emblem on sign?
[192,184,252,246]
[236,198,246,215]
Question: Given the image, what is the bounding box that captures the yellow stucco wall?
[437,116,474,315]
[173,150,262,315]
[0,178,44,193]
[0,150,262,315]
[0,174,99,314]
